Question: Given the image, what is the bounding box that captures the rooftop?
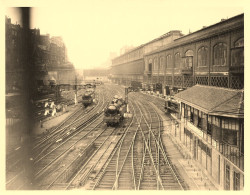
[174,85,244,118]
[145,13,244,56]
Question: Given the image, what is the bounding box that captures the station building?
[111,13,244,92]
[168,85,244,190]
[111,30,184,86]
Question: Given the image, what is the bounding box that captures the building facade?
[111,31,184,86]
[5,16,75,94]
[111,14,244,93]
[168,85,244,190]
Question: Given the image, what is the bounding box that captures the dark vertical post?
[209,38,212,86]
[21,7,34,189]
[228,32,232,88]
[74,73,77,105]
[172,49,175,90]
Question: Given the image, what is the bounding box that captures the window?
[153,58,157,71]
[148,59,152,71]
[194,109,199,126]
[198,111,202,129]
[198,46,209,66]
[235,38,244,47]
[197,139,210,157]
[185,105,190,119]
[213,43,227,65]
[231,38,244,67]
[190,107,194,123]
[166,55,172,68]
[225,164,230,190]
[159,57,164,71]
[201,113,207,131]
[184,50,194,68]
[233,171,240,190]
[211,116,222,141]
[207,116,212,135]
[185,57,193,68]
[148,63,152,71]
[174,52,181,68]
[222,118,239,146]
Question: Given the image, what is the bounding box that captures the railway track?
[6,84,189,190]
[6,85,113,190]
[33,85,123,189]
[135,95,188,190]
[89,114,136,190]
[32,87,109,158]
[67,88,187,190]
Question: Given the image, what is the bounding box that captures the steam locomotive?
[82,89,95,107]
[104,95,127,126]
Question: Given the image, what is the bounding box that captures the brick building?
[5,16,76,94]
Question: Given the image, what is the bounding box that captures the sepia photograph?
[2,0,248,192]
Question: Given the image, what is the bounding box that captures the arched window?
[153,58,158,71]
[184,50,194,68]
[198,46,208,66]
[213,43,227,65]
[148,59,153,71]
[166,55,172,68]
[235,38,244,47]
[174,52,181,68]
[159,57,164,70]
[232,38,244,67]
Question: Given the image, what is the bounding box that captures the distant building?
[5,16,75,94]
[100,52,118,68]
[83,68,108,81]
[120,45,135,55]
[111,30,184,86]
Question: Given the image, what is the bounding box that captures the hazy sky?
[5,0,244,70]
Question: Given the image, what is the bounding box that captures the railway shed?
[171,85,244,190]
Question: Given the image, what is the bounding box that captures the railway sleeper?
[58,144,96,183]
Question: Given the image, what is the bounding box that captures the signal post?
[124,87,132,118]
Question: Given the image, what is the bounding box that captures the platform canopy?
[174,85,244,118]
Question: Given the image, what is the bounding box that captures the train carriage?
[130,81,142,92]
[164,96,181,119]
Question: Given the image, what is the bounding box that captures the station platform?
[151,102,218,190]
[32,104,81,136]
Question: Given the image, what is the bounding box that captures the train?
[130,81,142,92]
[82,89,95,107]
[103,95,127,126]
[164,96,181,118]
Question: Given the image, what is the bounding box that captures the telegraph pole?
[74,74,78,105]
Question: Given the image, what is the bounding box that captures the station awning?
[174,85,244,118]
